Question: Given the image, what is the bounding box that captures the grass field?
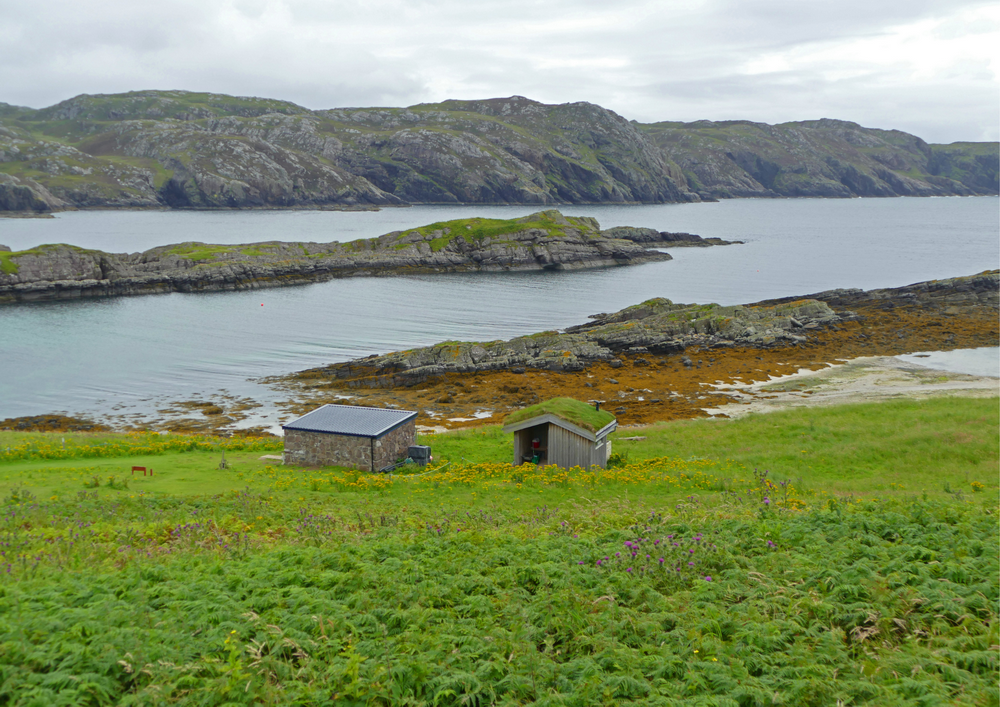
[0,397,997,705]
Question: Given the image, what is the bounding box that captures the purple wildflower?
[704,576,713,581]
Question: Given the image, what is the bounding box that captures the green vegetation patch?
[0,244,99,275]
[0,398,996,704]
[614,396,998,497]
[0,479,995,704]
[165,243,239,261]
[393,210,594,252]
[504,396,615,432]
[0,251,18,275]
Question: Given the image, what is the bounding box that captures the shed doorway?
[517,424,549,465]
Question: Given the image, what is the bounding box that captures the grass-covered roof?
[503,397,615,433]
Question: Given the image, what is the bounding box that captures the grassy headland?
[0,397,996,705]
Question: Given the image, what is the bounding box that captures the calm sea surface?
[1,197,997,426]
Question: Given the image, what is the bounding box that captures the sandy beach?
[702,355,999,419]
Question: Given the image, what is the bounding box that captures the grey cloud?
[0,0,995,143]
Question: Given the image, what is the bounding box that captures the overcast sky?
[1,0,997,143]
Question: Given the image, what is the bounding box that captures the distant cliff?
[640,119,998,199]
[1,91,995,213]
[0,210,737,303]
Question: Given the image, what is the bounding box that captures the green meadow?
[0,397,997,705]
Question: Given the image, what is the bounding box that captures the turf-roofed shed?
[502,397,617,469]
[282,404,417,471]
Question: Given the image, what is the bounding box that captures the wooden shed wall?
[549,424,606,469]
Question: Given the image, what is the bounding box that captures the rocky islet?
[0,210,741,304]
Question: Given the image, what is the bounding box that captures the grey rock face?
[0,173,67,212]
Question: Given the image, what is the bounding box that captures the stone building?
[282,404,417,471]
[502,397,617,469]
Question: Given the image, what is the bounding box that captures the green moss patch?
[395,210,596,253]
[165,243,239,261]
[0,244,97,274]
[504,396,615,432]
[0,252,18,275]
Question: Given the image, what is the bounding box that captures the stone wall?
[283,422,415,471]
[373,422,417,471]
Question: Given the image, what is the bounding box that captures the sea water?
[897,347,1000,378]
[0,196,996,424]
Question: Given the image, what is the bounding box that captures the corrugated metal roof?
[282,404,417,438]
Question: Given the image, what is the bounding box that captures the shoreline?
[700,354,999,419]
[3,194,995,219]
[2,272,996,436]
[2,350,996,437]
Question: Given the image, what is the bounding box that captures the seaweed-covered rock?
[299,271,999,386]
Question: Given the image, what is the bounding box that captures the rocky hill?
[1,91,995,212]
[641,119,998,199]
[0,210,735,303]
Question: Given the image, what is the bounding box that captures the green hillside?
[0,397,996,704]
[1,90,996,213]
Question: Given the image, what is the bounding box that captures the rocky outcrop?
[2,90,994,212]
[0,210,672,304]
[600,226,742,247]
[298,271,999,387]
[759,271,1000,313]
[0,173,67,212]
[301,299,843,387]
